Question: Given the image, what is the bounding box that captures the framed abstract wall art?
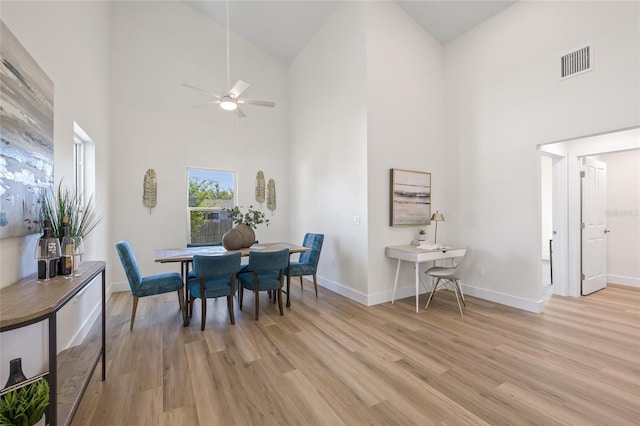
[0,20,54,238]
[390,168,431,226]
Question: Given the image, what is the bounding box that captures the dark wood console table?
[0,261,106,425]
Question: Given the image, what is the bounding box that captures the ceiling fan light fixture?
[220,96,237,111]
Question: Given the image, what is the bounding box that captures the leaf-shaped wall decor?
[143,168,157,213]
[255,170,265,206]
[267,178,276,213]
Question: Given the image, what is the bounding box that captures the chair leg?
[130,296,139,331]
[299,276,304,291]
[189,295,194,318]
[239,286,244,309]
[455,280,466,305]
[312,273,318,297]
[254,289,260,321]
[452,282,464,317]
[200,296,207,331]
[228,295,235,324]
[424,278,439,310]
[277,289,284,315]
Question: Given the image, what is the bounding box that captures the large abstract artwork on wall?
[0,20,54,239]
[390,168,431,226]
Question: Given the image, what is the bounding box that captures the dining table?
[154,242,310,326]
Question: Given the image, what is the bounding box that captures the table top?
[386,243,465,252]
[385,244,467,262]
[155,242,310,263]
[0,261,106,331]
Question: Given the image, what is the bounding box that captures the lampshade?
[220,96,237,111]
[431,211,445,222]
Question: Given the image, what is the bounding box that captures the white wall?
[108,1,290,290]
[0,1,110,382]
[365,2,445,304]
[445,1,640,311]
[289,1,445,305]
[289,2,368,300]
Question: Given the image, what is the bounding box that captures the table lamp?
[431,210,445,243]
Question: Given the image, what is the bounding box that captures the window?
[73,122,95,211]
[187,168,236,244]
[73,135,84,206]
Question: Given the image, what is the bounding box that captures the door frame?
[540,126,640,298]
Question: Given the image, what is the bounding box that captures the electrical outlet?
[353,215,361,225]
[476,266,484,277]
[330,258,336,267]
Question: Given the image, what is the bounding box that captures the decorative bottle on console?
[59,216,74,276]
[37,219,57,279]
[3,358,28,389]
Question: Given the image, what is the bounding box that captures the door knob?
[604,229,611,234]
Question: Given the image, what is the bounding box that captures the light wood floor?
[72,282,640,425]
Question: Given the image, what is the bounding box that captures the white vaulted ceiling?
[184,0,517,63]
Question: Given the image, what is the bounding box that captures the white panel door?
[581,157,608,295]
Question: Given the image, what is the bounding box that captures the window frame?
[186,167,237,245]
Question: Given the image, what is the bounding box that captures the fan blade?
[228,80,250,98]
[237,98,275,108]
[236,106,246,119]
[182,83,221,98]
[190,100,221,108]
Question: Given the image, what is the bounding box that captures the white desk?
[385,244,467,313]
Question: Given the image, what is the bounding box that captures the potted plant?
[0,377,49,426]
[221,206,270,250]
[40,181,102,240]
[417,228,427,241]
[39,181,102,276]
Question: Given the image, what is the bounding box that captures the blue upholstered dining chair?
[238,249,289,320]
[285,233,324,297]
[188,253,242,330]
[115,240,185,330]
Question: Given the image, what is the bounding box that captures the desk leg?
[415,261,420,313]
[101,269,106,381]
[391,259,401,303]
[48,313,57,426]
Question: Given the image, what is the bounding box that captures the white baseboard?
[111,281,130,293]
[68,301,101,349]
[461,283,544,313]
[608,274,640,287]
[318,276,543,313]
[316,275,368,306]
[367,284,428,307]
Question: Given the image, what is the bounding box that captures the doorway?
[540,127,640,299]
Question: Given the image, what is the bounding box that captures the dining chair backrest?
[298,233,324,267]
[187,242,223,248]
[246,248,290,273]
[115,240,142,290]
[192,252,242,278]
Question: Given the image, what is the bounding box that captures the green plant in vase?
[221,206,270,250]
[39,181,102,276]
[0,378,49,426]
[40,181,102,240]
[224,205,270,229]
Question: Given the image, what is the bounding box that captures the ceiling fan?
[182,0,275,118]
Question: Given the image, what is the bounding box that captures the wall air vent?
[560,45,592,80]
